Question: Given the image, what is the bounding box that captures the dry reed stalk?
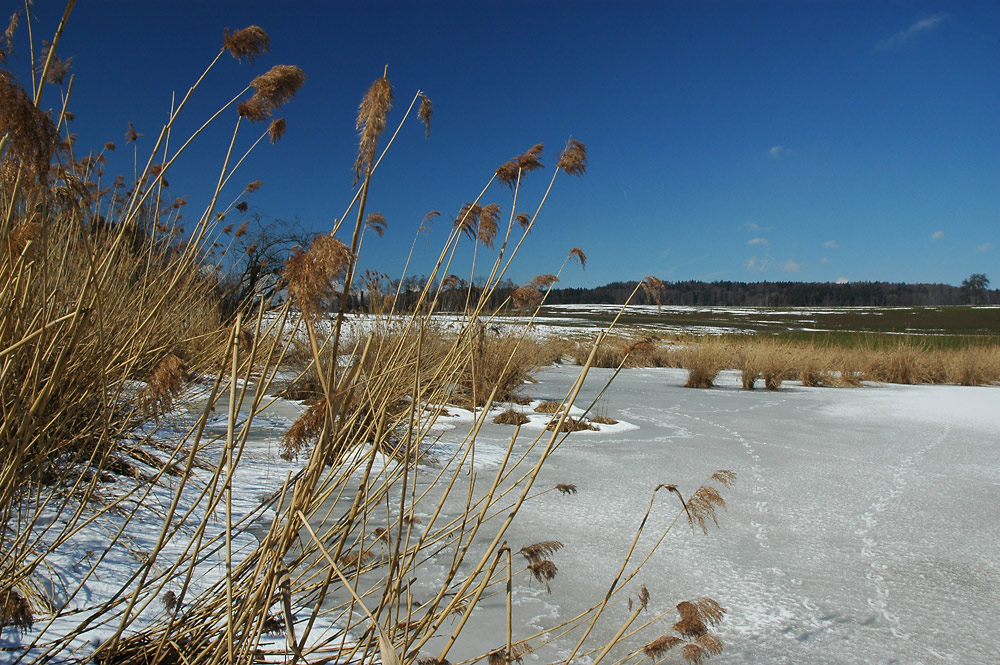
[3,14,737,665]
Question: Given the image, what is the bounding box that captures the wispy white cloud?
[976,242,993,253]
[783,260,801,273]
[877,14,948,50]
[820,257,829,264]
[747,237,769,246]
[745,256,768,272]
[931,230,945,241]
[824,240,838,249]
[744,222,760,232]
[836,277,849,285]
[768,145,791,161]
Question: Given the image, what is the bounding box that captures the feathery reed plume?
[518,541,563,564]
[515,212,531,230]
[238,95,270,122]
[478,203,501,249]
[423,210,440,224]
[454,202,482,240]
[643,635,683,659]
[245,179,263,193]
[338,550,375,569]
[268,117,286,143]
[418,93,433,138]
[283,235,351,315]
[493,408,529,425]
[354,74,393,184]
[0,72,59,178]
[556,138,587,176]
[710,470,736,487]
[252,64,306,109]
[281,399,326,461]
[529,274,559,289]
[512,284,541,309]
[240,65,306,123]
[235,201,249,213]
[0,588,33,634]
[366,212,387,237]
[136,354,189,418]
[517,143,545,171]
[1,11,18,62]
[555,483,577,495]
[104,141,115,151]
[40,42,72,85]
[642,275,666,307]
[527,560,558,590]
[687,486,727,533]
[223,25,270,63]
[568,247,587,270]
[124,121,142,142]
[161,590,177,613]
[695,633,724,657]
[496,159,519,188]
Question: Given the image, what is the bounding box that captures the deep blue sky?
[18,1,1000,288]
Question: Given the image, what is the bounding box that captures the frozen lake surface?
[425,365,1000,665]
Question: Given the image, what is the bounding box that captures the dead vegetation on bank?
[2,7,733,665]
[565,332,1000,389]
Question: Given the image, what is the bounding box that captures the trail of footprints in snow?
[854,423,950,645]
[668,405,771,549]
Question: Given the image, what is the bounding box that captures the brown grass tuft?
[687,486,726,533]
[0,588,33,634]
[493,408,529,425]
[643,635,683,659]
[283,235,351,316]
[366,212,387,237]
[418,93,433,138]
[478,203,501,249]
[223,25,270,63]
[546,416,596,432]
[591,414,618,425]
[529,273,559,289]
[354,75,393,184]
[519,541,563,564]
[556,138,587,176]
[281,399,327,461]
[0,71,59,179]
[511,285,542,310]
[136,354,189,418]
[268,117,286,143]
[527,560,558,589]
[517,143,545,172]
[533,401,563,413]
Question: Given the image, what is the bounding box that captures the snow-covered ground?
[6,359,998,664]
[436,366,1000,665]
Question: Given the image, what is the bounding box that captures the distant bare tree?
[217,213,313,319]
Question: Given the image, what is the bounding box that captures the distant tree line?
[544,279,998,308]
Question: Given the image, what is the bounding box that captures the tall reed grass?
[2,7,733,665]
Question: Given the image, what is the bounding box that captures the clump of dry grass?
[533,400,563,413]
[494,408,529,425]
[681,343,725,389]
[546,416,597,432]
[591,414,618,425]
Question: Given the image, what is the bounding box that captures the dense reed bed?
[574,332,1000,389]
[2,7,732,665]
